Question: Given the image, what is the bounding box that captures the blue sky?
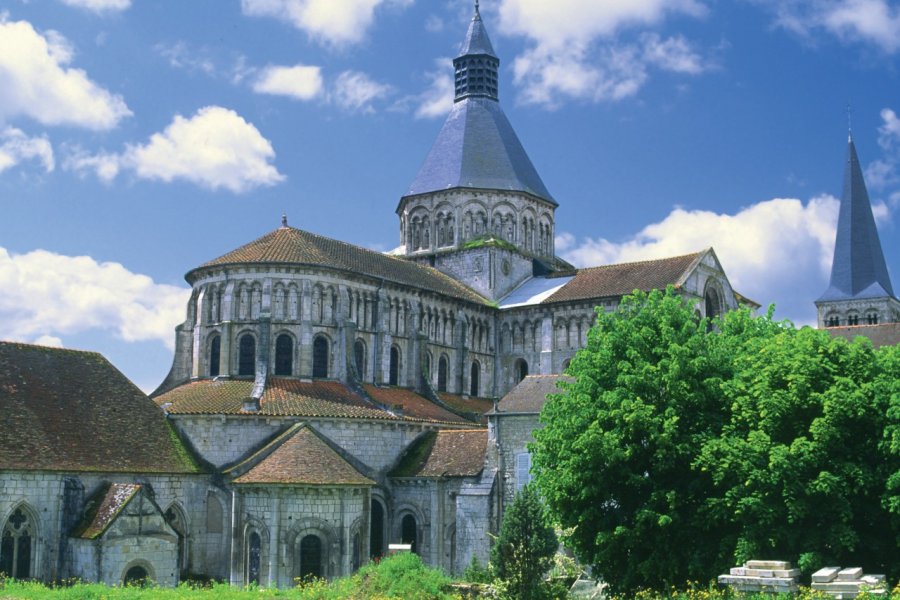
[1,0,899,392]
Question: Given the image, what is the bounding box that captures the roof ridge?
[576,250,701,272]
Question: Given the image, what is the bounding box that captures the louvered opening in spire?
[454,5,499,102]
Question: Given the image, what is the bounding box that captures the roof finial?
[281,212,288,227]
[475,0,480,17]
[846,103,853,141]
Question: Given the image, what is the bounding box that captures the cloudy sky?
[1,0,899,392]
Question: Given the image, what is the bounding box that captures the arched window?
[389,346,400,386]
[354,339,366,379]
[401,514,418,554]
[514,359,528,383]
[312,336,329,378]
[370,499,385,559]
[470,361,480,397]
[826,314,840,327]
[247,531,261,585]
[437,355,449,392]
[298,535,323,580]
[848,313,860,326]
[866,312,879,325]
[165,504,188,575]
[238,334,255,376]
[1,507,34,579]
[275,334,293,376]
[209,335,221,377]
[705,286,722,319]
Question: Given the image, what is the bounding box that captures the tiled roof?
[233,425,374,486]
[825,322,900,348]
[0,342,199,473]
[156,378,477,425]
[362,384,476,425]
[189,226,487,305]
[543,252,701,304]
[487,374,573,415]
[437,392,493,423]
[390,430,487,478]
[73,483,141,539]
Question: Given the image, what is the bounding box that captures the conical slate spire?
[820,135,895,301]
[453,4,499,101]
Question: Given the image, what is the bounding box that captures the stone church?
[1,6,753,587]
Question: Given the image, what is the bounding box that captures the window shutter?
[516,452,531,491]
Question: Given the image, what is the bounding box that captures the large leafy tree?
[532,287,900,593]
[532,288,735,593]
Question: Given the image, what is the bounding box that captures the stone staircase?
[811,566,887,598]
[717,560,800,593]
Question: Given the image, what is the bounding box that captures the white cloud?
[878,108,900,148]
[0,127,54,173]
[331,70,392,113]
[253,64,324,101]
[757,0,900,53]
[241,0,411,46]
[412,61,455,119]
[57,0,131,14]
[557,195,841,325]
[865,108,900,192]
[0,247,189,350]
[156,42,217,76]
[0,19,131,129]
[497,0,710,107]
[65,106,285,193]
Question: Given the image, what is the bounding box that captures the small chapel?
[8,3,892,588]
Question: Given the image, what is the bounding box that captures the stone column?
[268,491,281,587]
[229,490,243,586]
[540,314,553,374]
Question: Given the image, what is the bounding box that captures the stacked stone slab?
[811,567,887,598]
[718,560,800,593]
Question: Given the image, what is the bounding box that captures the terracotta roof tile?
[390,430,487,478]
[73,483,141,539]
[362,384,475,425]
[488,374,573,415]
[437,392,493,423]
[189,226,488,305]
[157,378,478,425]
[543,252,701,304]
[233,425,374,486]
[0,342,199,473]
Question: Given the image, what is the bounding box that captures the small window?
[275,334,293,376]
[312,336,329,378]
[514,359,528,383]
[470,361,480,397]
[401,514,418,554]
[238,334,255,376]
[516,452,532,491]
[866,313,879,325]
[209,335,221,377]
[354,340,366,379]
[437,355,449,392]
[848,314,860,326]
[389,346,400,386]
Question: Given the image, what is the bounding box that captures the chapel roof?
[232,424,374,486]
[72,483,143,539]
[389,429,488,478]
[156,377,480,426]
[189,225,488,305]
[0,341,199,474]
[819,136,896,302]
[487,374,573,415]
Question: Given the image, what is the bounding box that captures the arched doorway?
[123,565,151,586]
[275,334,293,375]
[296,534,323,580]
[469,361,480,397]
[312,336,329,378]
[238,334,255,376]
[401,514,417,554]
[370,499,385,559]
[1,507,34,579]
[389,346,400,385]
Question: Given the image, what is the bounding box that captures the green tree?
[491,484,558,600]
[532,287,734,594]
[532,287,900,592]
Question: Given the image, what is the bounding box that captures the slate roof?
[487,374,573,415]
[437,392,494,421]
[0,342,199,473]
[825,322,900,348]
[156,377,477,425]
[820,136,896,302]
[458,8,496,58]
[403,97,555,204]
[541,252,702,304]
[72,483,142,539]
[189,225,488,305]
[232,424,374,486]
[390,430,487,478]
